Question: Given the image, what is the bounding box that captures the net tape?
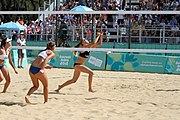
[0,11,179,14]
[11,46,180,54]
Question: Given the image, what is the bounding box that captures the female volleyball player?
[0,36,18,93]
[55,31,103,93]
[25,41,55,104]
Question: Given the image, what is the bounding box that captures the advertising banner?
[49,51,74,68]
[165,56,180,74]
[84,52,107,70]
[106,53,167,73]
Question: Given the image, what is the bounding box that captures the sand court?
[0,65,180,120]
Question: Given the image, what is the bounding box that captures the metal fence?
[24,24,180,45]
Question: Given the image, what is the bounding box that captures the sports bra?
[38,51,48,59]
[79,51,90,58]
[0,54,8,60]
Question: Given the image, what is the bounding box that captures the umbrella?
[0,21,26,31]
[70,5,93,12]
[70,6,93,38]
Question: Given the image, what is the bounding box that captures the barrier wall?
[83,51,106,70]
[9,49,180,74]
[49,51,74,68]
[49,51,107,70]
[12,49,28,68]
[165,56,180,74]
[5,49,28,68]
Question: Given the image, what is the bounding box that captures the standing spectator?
[16,32,26,68]
[19,16,24,25]
[112,2,119,28]
[146,0,153,10]
[105,29,110,42]
[117,10,124,25]
[35,21,41,40]
[170,24,179,43]
[57,20,68,47]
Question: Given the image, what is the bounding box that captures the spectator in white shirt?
[16,32,26,68]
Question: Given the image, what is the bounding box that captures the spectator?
[169,16,178,26]
[57,20,68,47]
[170,0,179,10]
[16,32,26,68]
[160,19,166,27]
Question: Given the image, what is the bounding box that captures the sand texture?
[0,65,180,120]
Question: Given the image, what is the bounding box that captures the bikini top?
[38,50,48,59]
[0,54,8,60]
[79,51,90,58]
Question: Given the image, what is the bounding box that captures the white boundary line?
[0,11,179,14]
[11,46,180,53]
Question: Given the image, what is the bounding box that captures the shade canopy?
[0,22,26,31]
[70,6,93,39]
[70,5,93,12]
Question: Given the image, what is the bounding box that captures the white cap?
[6,38,12,42]
[20,32,24,35]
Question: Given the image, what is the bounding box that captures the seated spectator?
[145,16,152,26]
[132,21,140,42]
[170,0,179,10]
[169,16,178,26]
[132,21,140,36]
[160,19,166,27]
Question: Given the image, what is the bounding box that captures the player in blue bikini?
[25,41,56,104]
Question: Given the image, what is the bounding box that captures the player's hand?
[97,32,101,36]
[14,69,18,74]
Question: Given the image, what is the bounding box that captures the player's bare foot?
[2,90,6,93]
[25,95,31,104]
[54,85,62,93]
[88,89,96,93]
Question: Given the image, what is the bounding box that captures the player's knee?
[0,78,3,82]
[33,85,39,90]
[6,79,11,84]
[89,71,94,76]
[71,79,77,83]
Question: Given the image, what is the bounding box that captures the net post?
[128,0,132,49]
[91,0,94,42]
[55,0,58,46]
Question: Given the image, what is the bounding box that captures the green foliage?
[0,0,50,22]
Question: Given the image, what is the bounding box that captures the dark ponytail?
[46,41,55,50]
[0,36,7,48]
[39,41,55,53]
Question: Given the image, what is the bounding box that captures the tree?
[0,0,49,23]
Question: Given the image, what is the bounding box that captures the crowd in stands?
[2,0,180,44]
